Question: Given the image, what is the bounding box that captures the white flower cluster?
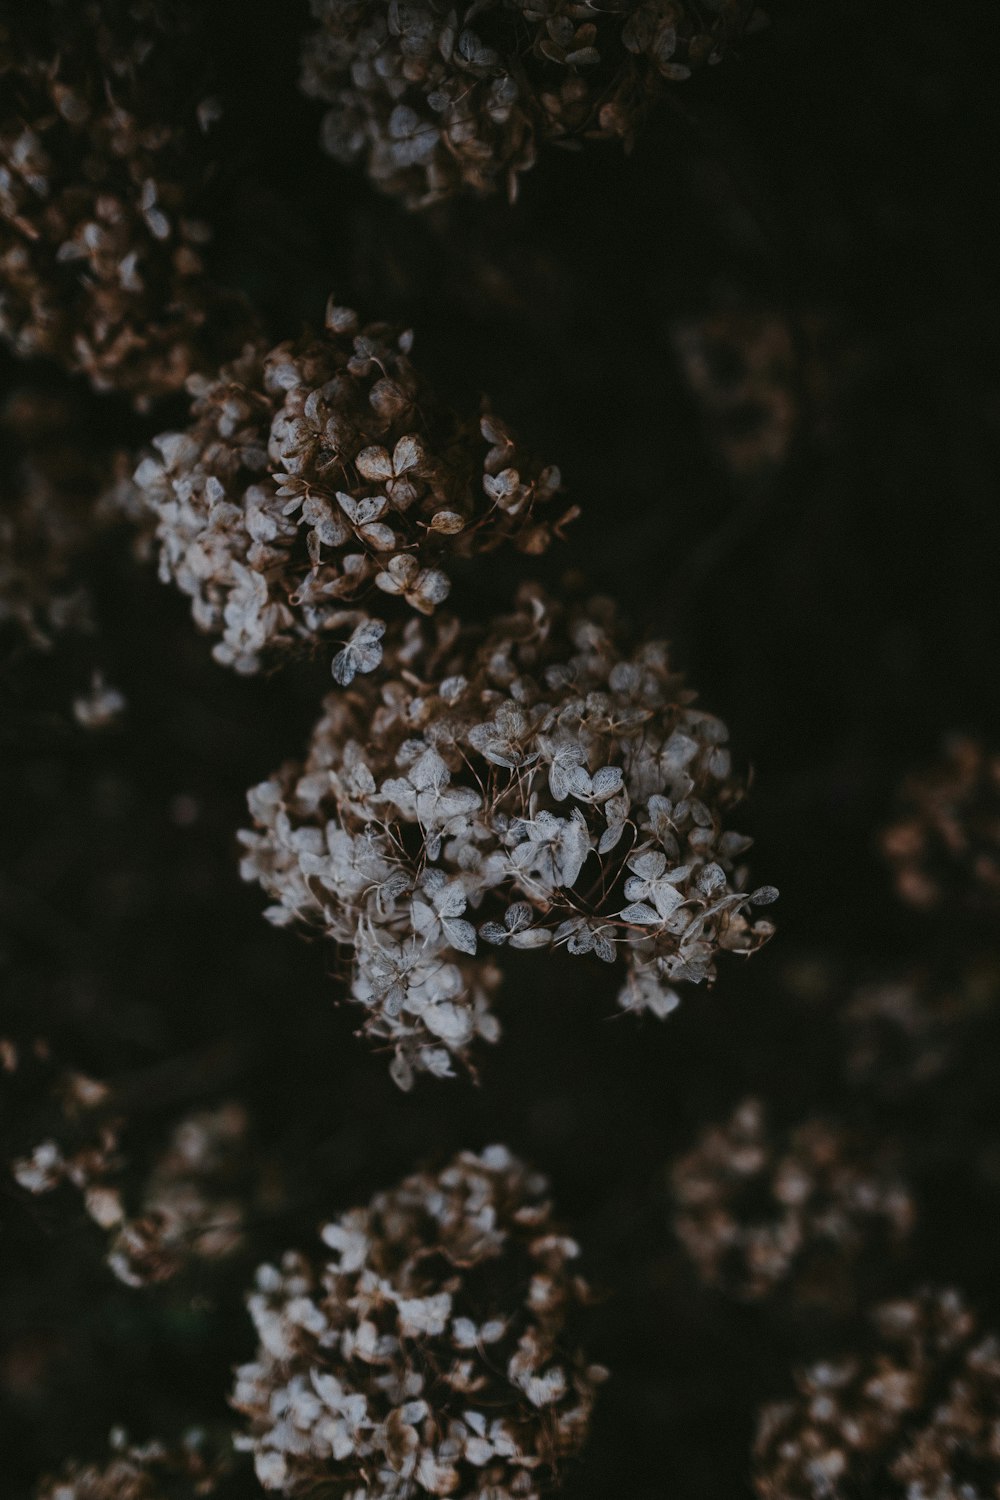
[239,588,776,1085]
[136,299,566,674]
[232,1146,603,1498]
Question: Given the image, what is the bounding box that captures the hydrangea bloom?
[882,736,1000,917]
[301,0,767,207]
[34,1430,228,1499]
[754,1289,1000,1500]
[239,588,776,1085]
[232,1146,603,1497]
[671,1099,914,1302]
[0,1,253,405]
[136,300,567,675]
[0,382,144,663]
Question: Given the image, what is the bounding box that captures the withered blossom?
[34,1429,228,1499]
[882,736,1000,917]
[136,299,568,676]
[107,1103,253,1288]
[672,310,800,477]
[838,968,1000,1101]
[239,587,775,1085]
[0,385,134,652]
[0,1,254,404]
[671,1099,914,1303]
[232,1146,603,1497]
[754,1288,1000,1499]
[301,0,767,207]
[8,1053,259,1283]
[9,1061,125,1231]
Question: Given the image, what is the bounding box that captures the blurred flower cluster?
[882,736,1000,917]
[671,1098,914,1303]
[0,383,134,652]
[754,1288,1000,1499]
[34,1430,229,1500]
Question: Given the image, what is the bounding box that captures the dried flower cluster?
[8,1051,256,1284]
[672,311,800,477]
[0,1,252,404]
[107,1103,252,1288]
[9,1063,125,1232]
[301,0,766,207]
[837,968,1000,1101]
[232,1146,603,1497]
[34,1430,227,1500]
[239,587,776,1085]
[882,736,1000,917]
[671,1099,914,1302]
[136,299,568,675]
[753,1288,1000,1499]
[0,386,133,650]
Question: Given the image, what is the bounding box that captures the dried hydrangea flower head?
[0,1,254,405]
[239,587,776,1086]
[34,1429,228,1499]
[671,1099,914,1303]
[882,736,1000,917]
[838,967,1000,1101]
[672,311,801,478]
[136,299,567,675]
[232,1145,603,1497]
[301,0,767,207]
[753,1288,1000,1500]
[107,1103,252,1288]
[7,1040,258,1278]
[0,385,135,651]
[9,1059,125,1232]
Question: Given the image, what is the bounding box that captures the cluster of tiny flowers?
[239,587,776,1086]
[135,299,567,675]
[10,1067,126,1232]
[8,1051,256,1282]
[0,386,134,650]
[34,1429,227,1500]
[672,311,801,478]
[753,1288,1000,1499]
[300,0,766,207]
[232,1146,603,1497]
[107,1103,252,1288]
[882,736,1000,917]
[670,1099,914,1302]
[837,967,1000,1101]
[0,1,253,405]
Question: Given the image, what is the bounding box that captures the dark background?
[3,2,1000,1495]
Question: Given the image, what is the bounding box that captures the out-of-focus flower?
[301,0,768,207]
[0,385,135,652]
[882,736,1000,917]
[136,300,568,675]
[34,1428,229,1498]
[9,1053,260,1283]
[232,1145,604,1497]
[239,587,775,1085]
[671,1099,914,1302]
[107,1103,253,1288]
[0,1,255,405]
[754,1288,1000,1499]
[73,672,127,730]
